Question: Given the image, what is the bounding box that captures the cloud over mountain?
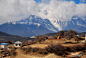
[0,0,86,24]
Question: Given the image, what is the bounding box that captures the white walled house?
[0,43,9,49]
[14,41,22,48]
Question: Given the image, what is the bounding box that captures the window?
[16,44,17,46]
[19,44,21,46]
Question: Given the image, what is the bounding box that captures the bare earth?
[15,49,64,58]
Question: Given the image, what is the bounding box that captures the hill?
[0,31,34,42]
[45,31,86,36]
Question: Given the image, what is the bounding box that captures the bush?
[50,43,65,52]
[45,46,53,53]
[38,49,48,54]
[35,35,48,42]
[82,44,86,50]
[66,44,84,52]
[65,47,71,52]
[25,46,32,52]
[74,45,83,51]
[55,43,65,52]
[21,47,27,51]
[32,47,39,52]
[45,43,66,55]
[21,46,32,54]
[10,51,17,56]
[64,29,77,39]
[69,45,83,52]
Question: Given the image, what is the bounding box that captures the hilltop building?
[14,41,22,48]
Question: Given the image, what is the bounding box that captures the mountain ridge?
[0,15,86,37]
[0,31,33,42]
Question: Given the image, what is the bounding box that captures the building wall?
[14,44,21,47]
[1,45,7,48]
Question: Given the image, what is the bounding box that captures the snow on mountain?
[12,15,86,32]
[13,15,58,32]
[50,20,62,31]
[53,16,86,32]
[0,15,86,37]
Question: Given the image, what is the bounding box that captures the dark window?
[16,44,17,46]
[19,44,21,46]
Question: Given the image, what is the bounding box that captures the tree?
[60,30,64,36]
[35,35,48,42]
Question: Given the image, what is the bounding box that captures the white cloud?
[0,0,86,24]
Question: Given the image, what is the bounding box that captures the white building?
[14,41,22,48]
[0,43,9,49]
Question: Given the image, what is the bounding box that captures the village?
[0,30,86,58]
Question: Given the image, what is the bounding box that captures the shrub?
[25,46,32,52]
[35,35,48,42]
[66,45,84,52]
[21,47,27,51]
[10,51,17,56]
[32,47,39,52]
[45,43,66,55]
[65,47,71,52]
[45,45,53,53]
[50,43,65,52]
[60,30,64,36]
[64,29,77,39]
[21,46,32,54]
[38,49,48,54]
[69,44,83,52]
[82,44,86,50]
[74,45,83,51]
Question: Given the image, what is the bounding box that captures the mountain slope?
[0,15,86,37]
[0,22,54,37]
[50,16,86,32]
[0,31,33,42]
[13,15,58,32]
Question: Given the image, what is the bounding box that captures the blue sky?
[34,0,42,3]
[34,0,86,4]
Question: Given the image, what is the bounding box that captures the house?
[14,41,22,48]
[48,36,53,39]
[0,43,9,49]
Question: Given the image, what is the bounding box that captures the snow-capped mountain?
[0,22,54,37]
[51,16,86,32]
[13,15,58,32]
[0,15,86,37]
[12,15,86,32]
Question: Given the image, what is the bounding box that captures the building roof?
[14,41,22,44]
[0,43,9,45]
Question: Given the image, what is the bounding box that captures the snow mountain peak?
[0,15,86,37]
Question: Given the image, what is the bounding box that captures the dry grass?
[29,44,49,49]
[14,36,86,58]
[42,39,65,44]
[81,55,86,58]
[15,49,64,58]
